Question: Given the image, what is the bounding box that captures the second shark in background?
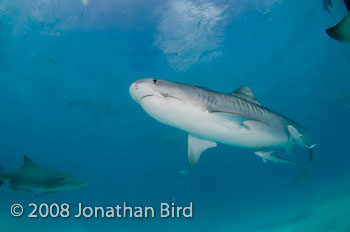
[0,156,87,195]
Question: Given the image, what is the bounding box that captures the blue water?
[1,0,350,231]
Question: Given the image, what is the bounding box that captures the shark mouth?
[141,93,184,101]
[140,94,154,100]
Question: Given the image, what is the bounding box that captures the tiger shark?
[129,78,315,167]
[0,156,87,194]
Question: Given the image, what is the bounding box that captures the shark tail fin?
[306,144,316,162]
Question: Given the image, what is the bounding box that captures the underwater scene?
[1,0,350,231]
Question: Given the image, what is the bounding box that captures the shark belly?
[140,96,288,149]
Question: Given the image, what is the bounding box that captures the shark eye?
[56,177,66,181]
[152,79,158,84]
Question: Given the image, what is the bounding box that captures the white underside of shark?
[141,97,287,148]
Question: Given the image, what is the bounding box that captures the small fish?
[254,151,296,165]
[0,156,87,194]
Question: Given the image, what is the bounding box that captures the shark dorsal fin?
[230,86,261,105]
[23,156,37,168]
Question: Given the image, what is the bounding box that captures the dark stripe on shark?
[208,110,269,125]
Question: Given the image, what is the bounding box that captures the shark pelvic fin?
[23,156,37,168]
[188,134,216,168]
[229,86,261,105]
[287,125,305,147]
[287,125,316,152]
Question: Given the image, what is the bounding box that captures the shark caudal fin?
[307,145,316,162]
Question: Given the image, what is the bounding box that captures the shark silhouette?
[0,156,87,194]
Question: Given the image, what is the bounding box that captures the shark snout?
[129,82,139,101]
[129,79,159,103]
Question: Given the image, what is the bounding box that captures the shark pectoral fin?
[0,181,3,187]
[188,134,217,168]
[263,158,267,163]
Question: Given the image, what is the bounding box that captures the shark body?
[130,78,315,167]
[0,156,87,193]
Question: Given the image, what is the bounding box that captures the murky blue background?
[0,0,350,231]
